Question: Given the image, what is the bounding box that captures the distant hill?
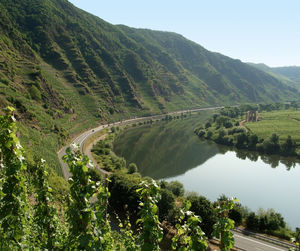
[248,63,300,89]
[272,66,300,84]
[0,0,299,173]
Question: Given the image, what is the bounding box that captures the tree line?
[195,106,298,157]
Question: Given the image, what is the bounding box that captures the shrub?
[166,181,185,197]
[205,122,211,129]
[157,189,175,220]
[206,130,213,139]
[197,130,205,138]
[108,174,140,213]
[187,194,217,238]
[280,135,296,156]
[248,134,258,149]
[128,163,138,174]
[234,132,248,148]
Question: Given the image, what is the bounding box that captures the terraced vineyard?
[245,109,300,145]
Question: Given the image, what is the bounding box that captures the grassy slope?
[245,109,300,145]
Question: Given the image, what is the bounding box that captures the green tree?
[205,121,211,129]
[128,163,138,174]
[281,135,296,156]
[263,133,280,154]
[187,194,217,238]
[206,130,213,139]
[235,132,248,148]
[157,189,175,220]
[246,212,259,230]
[229,204,243,227]
[166,180,185,197]
[216,129,226,143]
[248,134,258,149]
[257,209,285,231]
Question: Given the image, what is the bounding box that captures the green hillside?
[272,66,300,84]
[0,0,299,174]
[249,63,300,89]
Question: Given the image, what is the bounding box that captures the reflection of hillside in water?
[114,115,297,180]
[216,145,297,171]
[113,116,219,179]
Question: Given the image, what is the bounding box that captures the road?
[233,229,297,251]
[234,232,290,251]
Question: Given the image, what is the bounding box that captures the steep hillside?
[272,66,300,84]
[119,27,299,103]
[0,0,299,174]
[249,63,300,89]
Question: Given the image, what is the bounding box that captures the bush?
[246,209,286,232]
[205,122,211,129]
[248,134,258,149]
[224,121,233,128]
[258,209,285,231]
[280,135,296,156]
[206,130,213,139]
[128,163,138,174]
[197,130,205,138]
[157,189,175,220]
[108,174,140,213]
[246,212,260,231]
[262,134,280,154]
[234,132,248,148]
[229,207,243,227]
[166,181,185,197]
[187,194,217,238]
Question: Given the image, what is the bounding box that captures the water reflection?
[114,116,298,180]
[216,143,298,171]
[114,116,219,179]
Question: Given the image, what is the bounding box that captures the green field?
[245,109,300,145]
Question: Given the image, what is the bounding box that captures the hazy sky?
[68,0,300,67]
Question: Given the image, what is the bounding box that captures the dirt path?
[239,119,248,132]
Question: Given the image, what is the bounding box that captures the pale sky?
[68,0,300,67]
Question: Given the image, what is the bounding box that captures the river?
[113,111,300,229]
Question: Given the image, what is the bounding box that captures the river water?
[114,112,300,229]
